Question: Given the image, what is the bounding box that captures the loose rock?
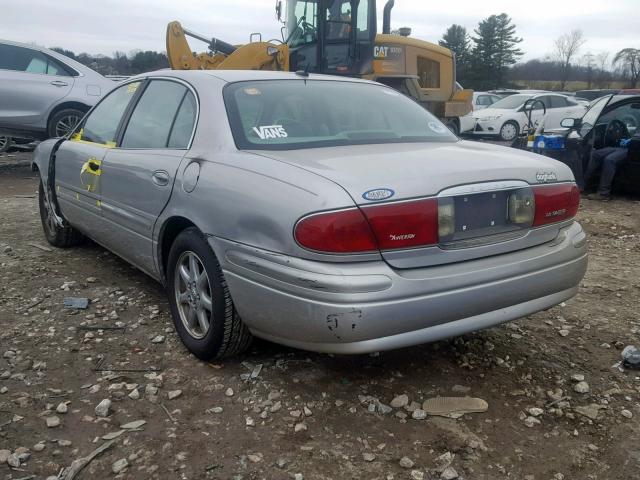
[441,467,459,480]
[390,394,409,408]
[112,458,129,474]
[399,456,414,468]
[573,382,590,394]
[168,389,182,400]
[46,416,61,428]
[95,398,112,417]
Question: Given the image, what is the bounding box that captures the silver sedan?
[33,70,587,359]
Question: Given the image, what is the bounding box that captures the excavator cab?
[280,0,376,76]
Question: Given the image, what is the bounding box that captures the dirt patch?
[1,158,639,480]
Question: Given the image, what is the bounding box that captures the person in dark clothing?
[584,136,634,200]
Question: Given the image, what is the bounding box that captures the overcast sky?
[2,0,638,63]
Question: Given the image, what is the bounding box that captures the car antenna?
[295,69,309,78]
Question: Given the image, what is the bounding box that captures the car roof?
[141,69,379,86]
[608,94,640,105]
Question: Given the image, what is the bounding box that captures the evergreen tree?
[469,14,523,90]
[439,25,470,85]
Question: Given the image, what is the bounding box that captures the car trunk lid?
[250,141,576,268]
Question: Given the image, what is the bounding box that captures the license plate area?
[438,189,527,243]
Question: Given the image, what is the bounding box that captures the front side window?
[417,57,440,89]
[325,0,352,40]
[477,95,492,106]
[80,81,141,145]
[598,101,640,136]
[286,0,318,47]
[224,79,457,151]
[579,95,611,137]
[121,80,188,149]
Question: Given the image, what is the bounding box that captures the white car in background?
[470,93,588,141]
[0,40,117,140]
[459,92,503,133]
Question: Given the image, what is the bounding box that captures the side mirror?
[275,0,283,22]
[560,118,577,128]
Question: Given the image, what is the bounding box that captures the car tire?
[446,119,460,136]
[47,108,85,138]
[499,121,520,142]
[38,181,84,247]
[167,227,252,360]
[0,136,12,153]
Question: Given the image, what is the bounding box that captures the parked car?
[33,70,587,359]
[558,94,640,195]
[0,40,116,140]
[460,91,503,133]
[574,89,620,102]
[472,93,587,141]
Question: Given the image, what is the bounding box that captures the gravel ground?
[1,151,639,480]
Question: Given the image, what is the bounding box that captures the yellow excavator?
[166,0,472,134]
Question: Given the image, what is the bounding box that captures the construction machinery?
[166,0,472,133]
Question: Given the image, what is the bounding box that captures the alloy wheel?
[41,191,58,234]
[174,251,213,339]
[55,114,81,137]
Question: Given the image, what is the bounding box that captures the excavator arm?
[166,21,290,71]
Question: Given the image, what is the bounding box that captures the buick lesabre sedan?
[33,70,588,359]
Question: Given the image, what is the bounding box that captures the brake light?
[294,208,378,253]
[532,183,580,227]
[361,198,439,250]
[295,199,439,254]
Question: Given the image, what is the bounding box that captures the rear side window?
[80,81,141,145]
[121,80,188,149]
[549,96,568,108]
[0,44,72,76]
[167,91,197,148]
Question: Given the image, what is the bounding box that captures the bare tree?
[613,48,640,88]
[581,52,595,88]
[595,52,610,88]
[554,30,587,90]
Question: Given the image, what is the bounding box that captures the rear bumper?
[213,222,587,354]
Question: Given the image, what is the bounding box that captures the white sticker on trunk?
[253,125,288,140]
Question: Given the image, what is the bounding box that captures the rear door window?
[80,81,141,146]
[0,44,72,76]
[121,80,188,149]
[549,96,568,108]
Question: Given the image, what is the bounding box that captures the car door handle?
[152,170,170,186]
[50,80,69,87]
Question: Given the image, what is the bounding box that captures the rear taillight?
[532,183,580,227]
[294,208,378,253]
[361,198,439,250]
[295,198,439,253]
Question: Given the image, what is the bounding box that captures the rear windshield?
[223,79,457,150]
